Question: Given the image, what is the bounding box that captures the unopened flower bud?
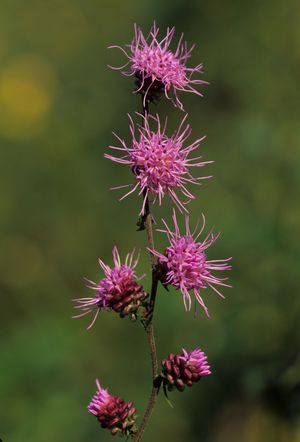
[161,348,211,392]
[88,379,137,437]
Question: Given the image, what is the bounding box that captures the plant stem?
[134,99,160,441]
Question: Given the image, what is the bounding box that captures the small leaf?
[163,384,174,408]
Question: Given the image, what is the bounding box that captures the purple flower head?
[108,22,207,110]
[180,348,211,377]
[88,379,110,417]
[151,210,231,315]
[105,113,211,215]
[161,347,211,391]
[73,246,147,329]
[88,379,137,436]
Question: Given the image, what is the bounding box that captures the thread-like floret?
[109,22,207,110]
[151,210,231,314]
[105,113,211,215]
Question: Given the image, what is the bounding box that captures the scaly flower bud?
[88,379,137,437]
[161,348,211,391]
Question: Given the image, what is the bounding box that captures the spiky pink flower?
[73,246,147,329]
[161,347,211,391]
[105,113,211,215]
[108,22,207,110]
[88,379,137,436]
[151,210,231,315]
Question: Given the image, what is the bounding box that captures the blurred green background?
[1,0,300,441]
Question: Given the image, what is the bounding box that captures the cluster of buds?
[88,380,137,437]
[161,348,211,392]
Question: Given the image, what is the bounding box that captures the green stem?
[134,99,160,441]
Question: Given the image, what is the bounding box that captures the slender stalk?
[143,193,157,270]
[134,98,160,441]
[134,271,159,441]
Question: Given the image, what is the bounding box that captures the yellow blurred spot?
[0,55,57,139]
[1,75,49,117]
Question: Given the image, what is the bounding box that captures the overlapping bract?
[88,379,137,436]
[161,347,211,391]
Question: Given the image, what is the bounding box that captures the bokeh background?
[1,0,300,441]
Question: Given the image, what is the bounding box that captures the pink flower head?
[151,210,231,315]
[161,347,211,391]
[105,113,211,215]
[180,348,211,377]
[88,379,137,436]
[108,22,207,110]
[73,246,147,329]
